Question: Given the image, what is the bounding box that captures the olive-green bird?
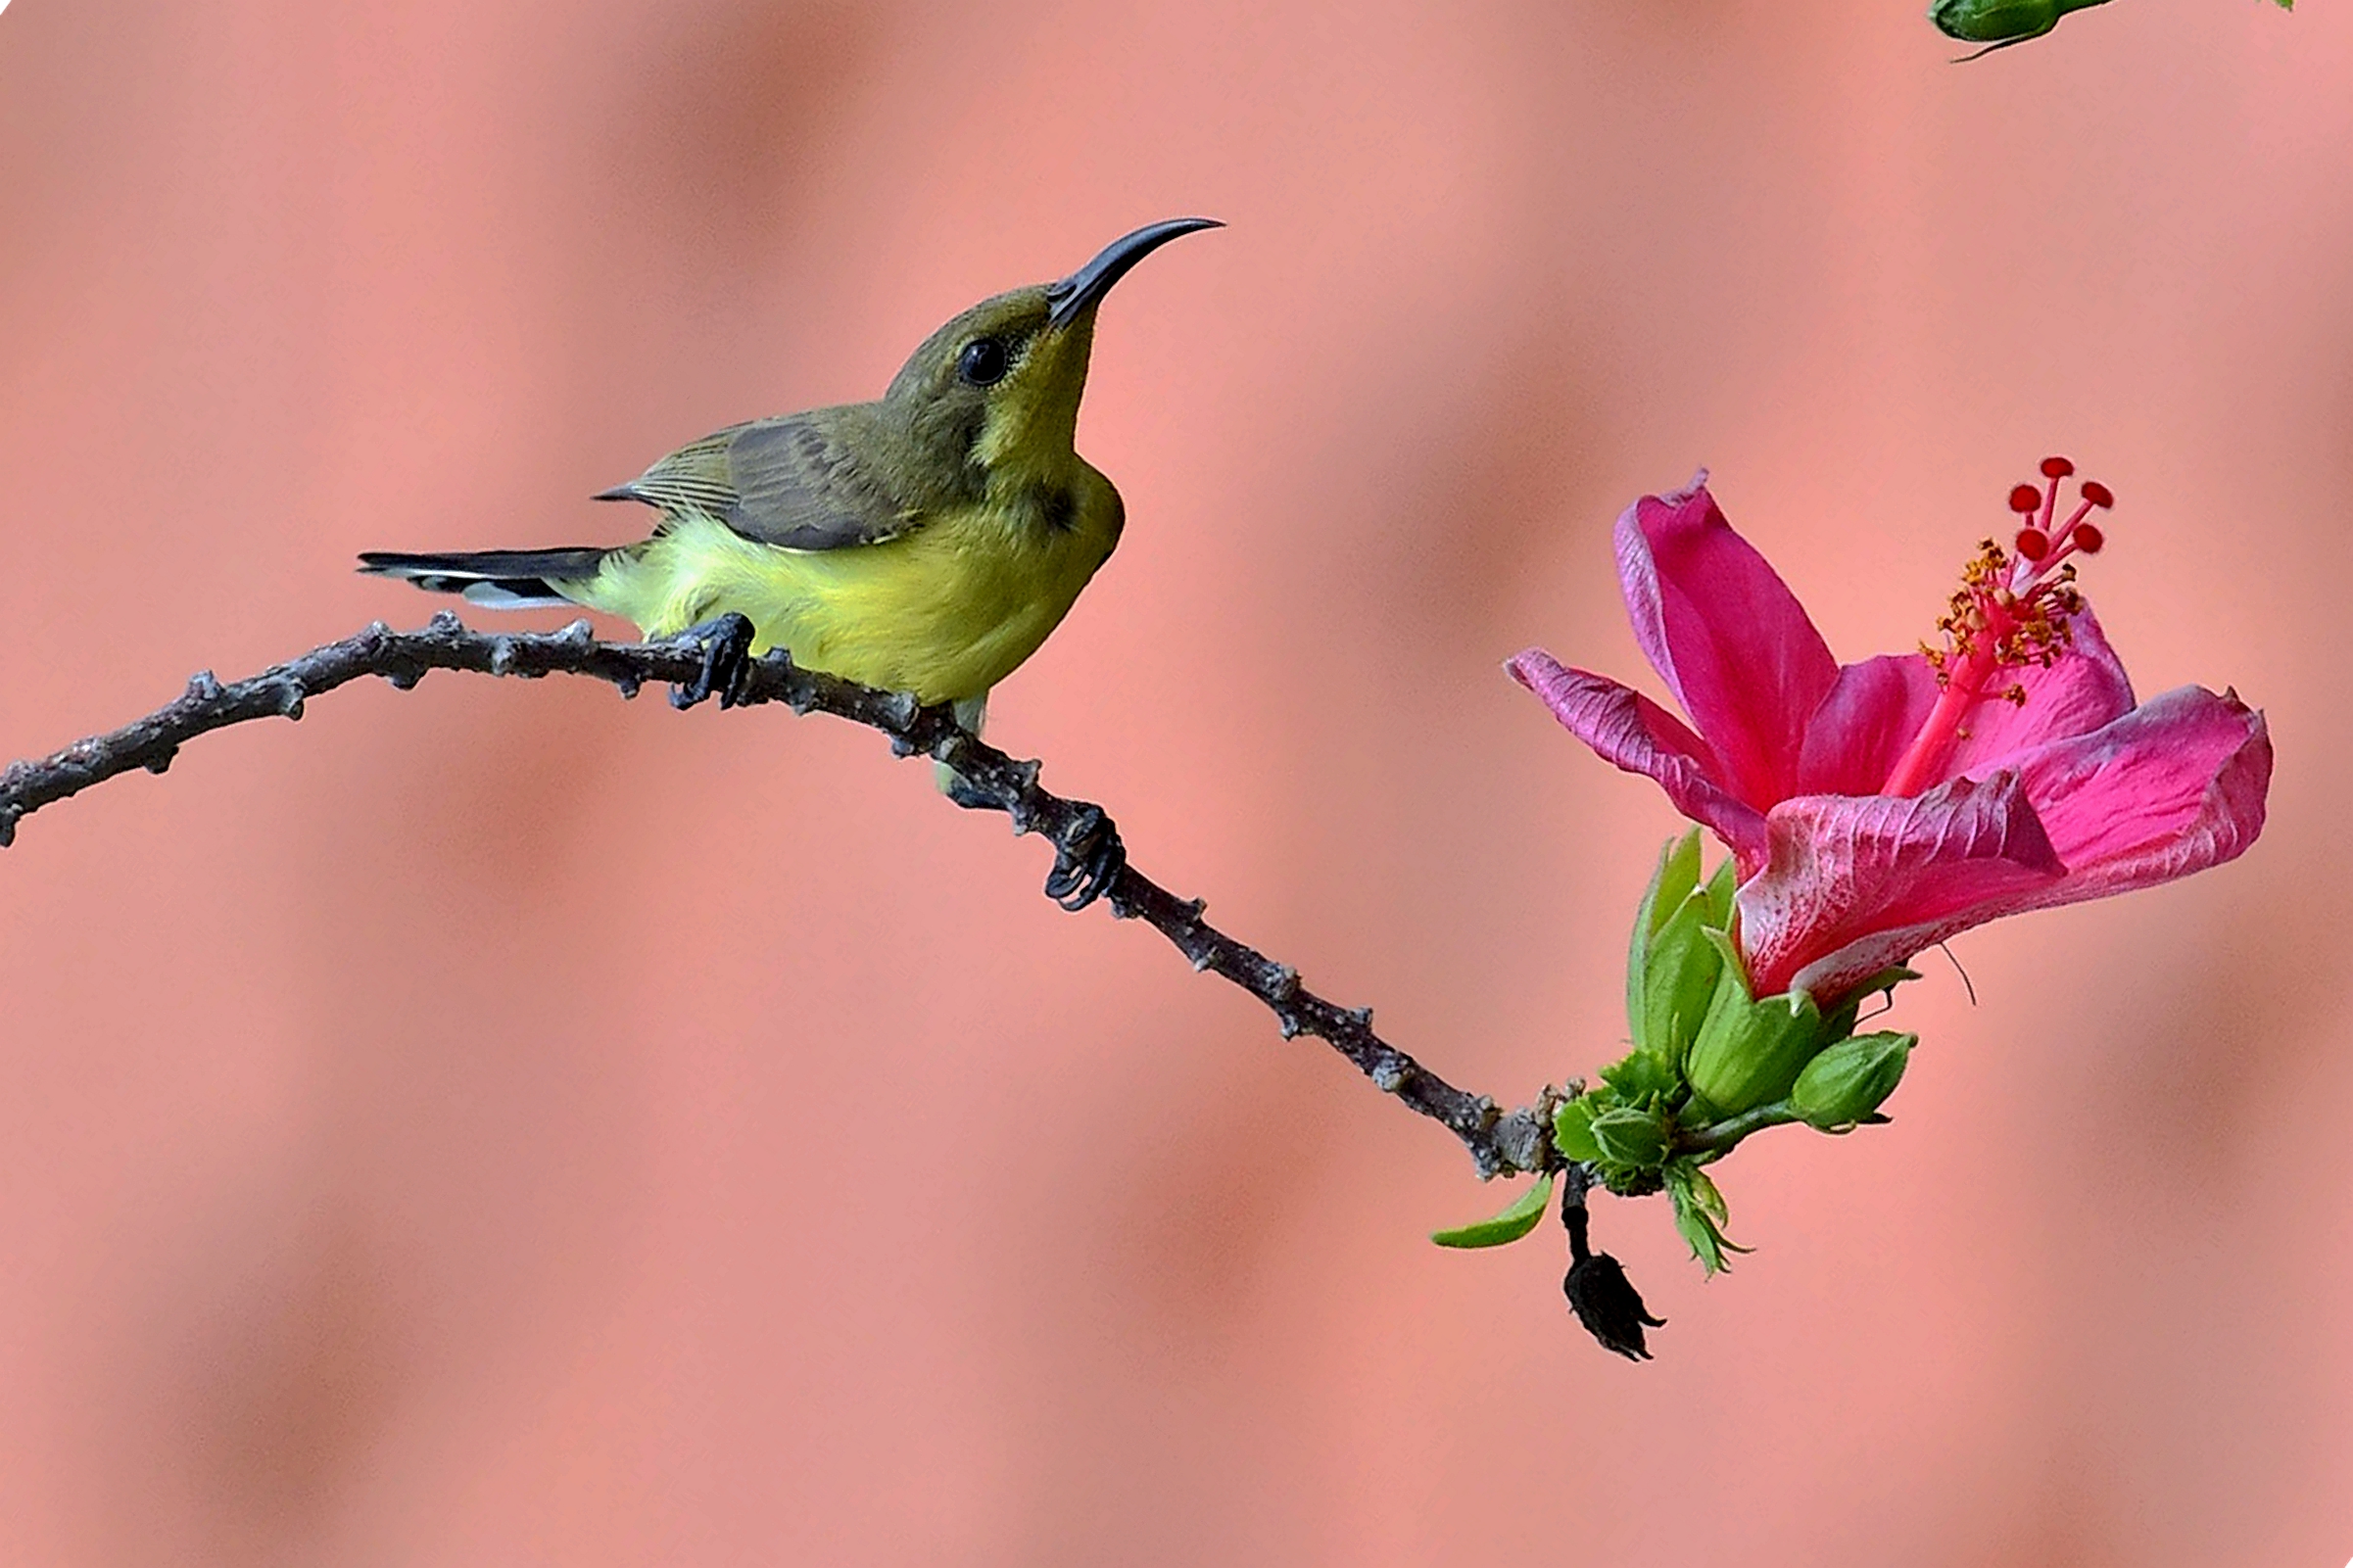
[360,217,1219,750]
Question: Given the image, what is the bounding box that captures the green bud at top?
[1929,0,2107,50]
[1791,1031,1914,1131]
[1683,965,1828,1118]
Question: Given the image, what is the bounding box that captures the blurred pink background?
[3,1,2348,1562]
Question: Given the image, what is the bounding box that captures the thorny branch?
[0,613,1567,1181]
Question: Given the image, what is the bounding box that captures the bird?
[361,214,1215,717]
[360,216,1216,906]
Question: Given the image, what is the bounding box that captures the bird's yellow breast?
[577,471,1122,705]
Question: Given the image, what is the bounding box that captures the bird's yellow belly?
[584,507,1114,704]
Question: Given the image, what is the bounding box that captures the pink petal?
[2009,685,2271,908]
[1738,773,2067,1001]
[1509,649,1768,864]
[1615,476,1838,814]
[1944,606,2137,776]
[1796,654,1940,798]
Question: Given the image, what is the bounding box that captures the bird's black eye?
[957,337,1009,386]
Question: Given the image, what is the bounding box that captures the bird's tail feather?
[357,546,615,610]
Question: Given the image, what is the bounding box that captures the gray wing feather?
[600,410,921,553]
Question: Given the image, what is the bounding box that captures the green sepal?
[1430,1171,1558,1249]
[1590,1105,1670,1168]
[1599,1047,1679,1106]
[1698,853,1738,927]
[1631,832,1704,961]
[1634,895,1721,1072]
[1664,1160,1750,1275]
[1684,968,1827,1119]
[1819,966,1920,1040]
[1553,1097,1604,1164]
[1792,1031,1915,1131]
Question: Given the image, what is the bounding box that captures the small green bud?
[1683,968,1827,1118]
[1928,0,2107,53]
[1791,1031,1914,1131]
[1589,1106,1670,1169]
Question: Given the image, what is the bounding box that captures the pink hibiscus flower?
[1510,464,2271,1003]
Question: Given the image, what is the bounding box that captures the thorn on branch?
[0,614,1557,1185]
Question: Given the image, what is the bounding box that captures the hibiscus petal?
[1509,649,1768,864]
[2009,685,2271,906]
[1738,773,2067,1001]
[1615,476,1838,813]
[1797,653,1940,797]
[1944,606,2137,777]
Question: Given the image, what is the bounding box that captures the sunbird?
[360,217,1220,741]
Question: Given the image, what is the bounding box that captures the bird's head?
[883,217,1220,492]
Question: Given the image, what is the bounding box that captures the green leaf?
[1553,1097,1604,1164]
[1430,1172,1557,1249]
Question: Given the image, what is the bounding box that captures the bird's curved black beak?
[1045,216,1222,331]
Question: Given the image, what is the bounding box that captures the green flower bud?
[1791,1031,1914,1131]
[1928,0,2107,51]
[1683,967,1827,1118]
[1589,1106,1669,1169]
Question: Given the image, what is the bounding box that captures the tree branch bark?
[1,613,1565,1179]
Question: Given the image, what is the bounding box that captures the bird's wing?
[600,412,924,552]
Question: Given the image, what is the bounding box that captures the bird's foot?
[1043,803,1125,912]
[668,613,757,710]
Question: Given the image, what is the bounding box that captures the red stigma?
[2008,484,2041,513]
[2081,481,2114,508]
[2014,528,2049,560]
[2072,523,2104,553]
[2040,456,2076,479]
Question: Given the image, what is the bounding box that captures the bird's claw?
[1043,803,1125,912]
[669,613,757,710]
